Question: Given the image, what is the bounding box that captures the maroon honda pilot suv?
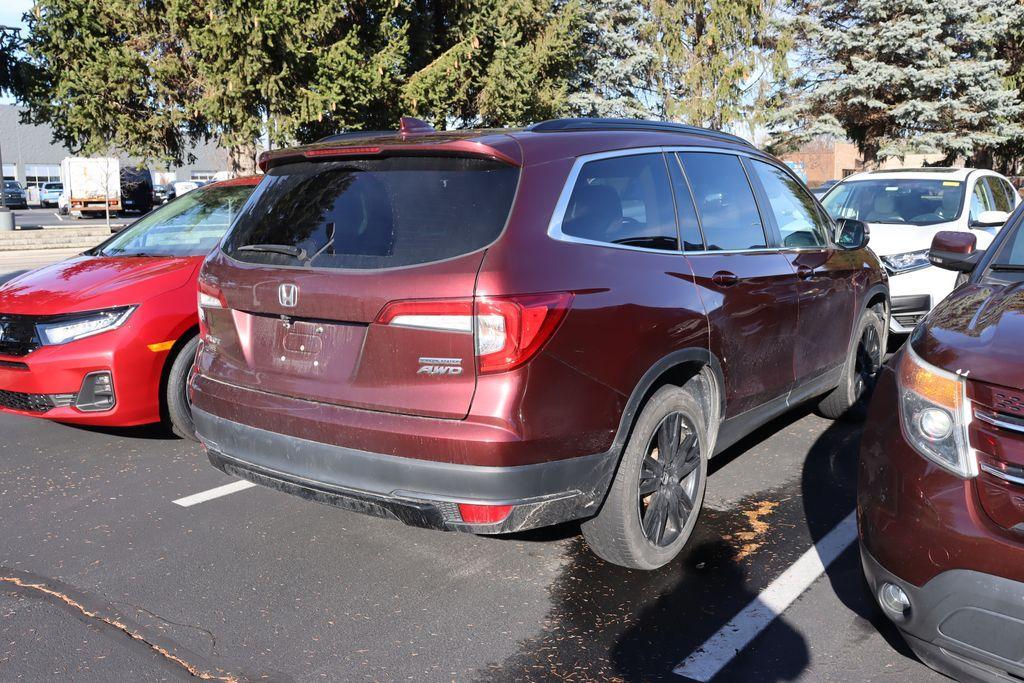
[860,203,1024,680]
[191,117,888,569]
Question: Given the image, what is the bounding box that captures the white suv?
[822,168,1020,334]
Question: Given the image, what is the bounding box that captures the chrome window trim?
[546,145,794,256]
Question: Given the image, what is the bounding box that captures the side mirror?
[836,218,869,249]
[928,231,982,272]
[971,210,1010,228]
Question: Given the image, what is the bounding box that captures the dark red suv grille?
[0,389,54,413]
[992,389,1024,416]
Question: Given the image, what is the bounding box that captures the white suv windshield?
[822,179,966,226]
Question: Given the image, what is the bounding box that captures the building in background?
[780,137,948,188]
[0,105,234,202]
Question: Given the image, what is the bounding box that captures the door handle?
[712,271,739,286]
[796,265,814,280]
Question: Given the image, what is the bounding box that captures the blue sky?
[0,0,30,31]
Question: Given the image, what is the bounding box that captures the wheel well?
[866,291,888,317]
[625,360,722,453]
[157,326,199,421]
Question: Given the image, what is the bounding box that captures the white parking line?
[674,510,858,681]
[172,480,257,507]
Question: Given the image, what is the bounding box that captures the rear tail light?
[375,292,573,374]
[457,503,513,524]
[197,278,227,339]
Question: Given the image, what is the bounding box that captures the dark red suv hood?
[915,281,1024,389]
[0,255,200,315]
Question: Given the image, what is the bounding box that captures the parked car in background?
[859,203,1024,682]
[811,179,839,197]
[2,180,28,209]
[822,168,1019,335]
[171,180,201,197]
[39,181,63,208]
[190,116,888,570]
[0,177,259,438]
[120,166,154,214]
[153,184,175,205]
[1009,175,1024,199]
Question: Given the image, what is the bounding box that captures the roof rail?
[526,118,754,148]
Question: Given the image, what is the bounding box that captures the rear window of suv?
[224,156,519,269]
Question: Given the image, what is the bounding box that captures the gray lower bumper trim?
[861,545,1024,681]
[193,407,617,521]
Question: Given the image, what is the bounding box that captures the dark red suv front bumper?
[859,366,1024,681]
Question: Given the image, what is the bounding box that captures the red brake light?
[458,503,513,524]
[197,278,226,340]
[374,292,573,374]
[475,293,573,374]
[304,146,382,159]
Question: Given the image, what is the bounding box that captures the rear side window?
[984,176,1014,213]
[559,153,678,251]
[677,152,766,251]
[224,157,519,269]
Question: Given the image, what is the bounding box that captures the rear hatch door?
[200,154,520,419]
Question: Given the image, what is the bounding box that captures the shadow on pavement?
[800,409,918,663]
[55,421,180,441]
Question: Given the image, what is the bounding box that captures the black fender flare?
[610,348,726,455]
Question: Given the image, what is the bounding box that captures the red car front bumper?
[0,314,187,427]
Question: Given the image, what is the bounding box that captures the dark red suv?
[860,204,1024,680]
[191,117,888,569]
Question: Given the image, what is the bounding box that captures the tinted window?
[226,157,519,269]
[969,180,994,222]
[666,155,705,250]
[677,152,766,250]
[823,179,965,226]
[750,160,829,248]
[984,177,1013,213]
[98,185,255,257]
[560,153,678,250]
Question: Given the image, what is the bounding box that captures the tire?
[165,335,200,441]
[581,384,710,570]
[817,307,885,421]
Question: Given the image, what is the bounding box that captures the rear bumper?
[861,546,1024,681]
[194,407,617,533]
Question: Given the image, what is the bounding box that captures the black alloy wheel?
[637,412,702,547]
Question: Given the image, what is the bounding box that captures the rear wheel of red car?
[817,307,885,421]
[581,384,709,570]
[165,335,200,441]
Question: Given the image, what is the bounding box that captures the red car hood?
[0,255,201,315]
[916,281,1024,389]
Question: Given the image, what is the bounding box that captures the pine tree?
[19,0,203,166]
[648,0,788,130]
[401,0,583,127]
[771,0,1024,165]
[566,0,657,118]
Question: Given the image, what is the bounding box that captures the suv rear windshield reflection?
[224,157,519,269]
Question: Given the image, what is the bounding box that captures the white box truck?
[60,157,121,218]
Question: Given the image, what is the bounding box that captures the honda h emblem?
[278,283,298,308]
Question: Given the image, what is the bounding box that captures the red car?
[0,176,260,437]
[191,117,888,569]
[859,206,1024,680]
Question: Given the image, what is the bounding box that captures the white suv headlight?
[881,250,931,275]
[36,306,136,346]
[896,344,977,478]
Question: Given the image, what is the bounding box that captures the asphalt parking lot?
[0,256,943,682]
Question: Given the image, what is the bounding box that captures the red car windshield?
[99,185,256,258]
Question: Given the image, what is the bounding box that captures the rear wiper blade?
[989,263,1024,272]
[237,243,308,260]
